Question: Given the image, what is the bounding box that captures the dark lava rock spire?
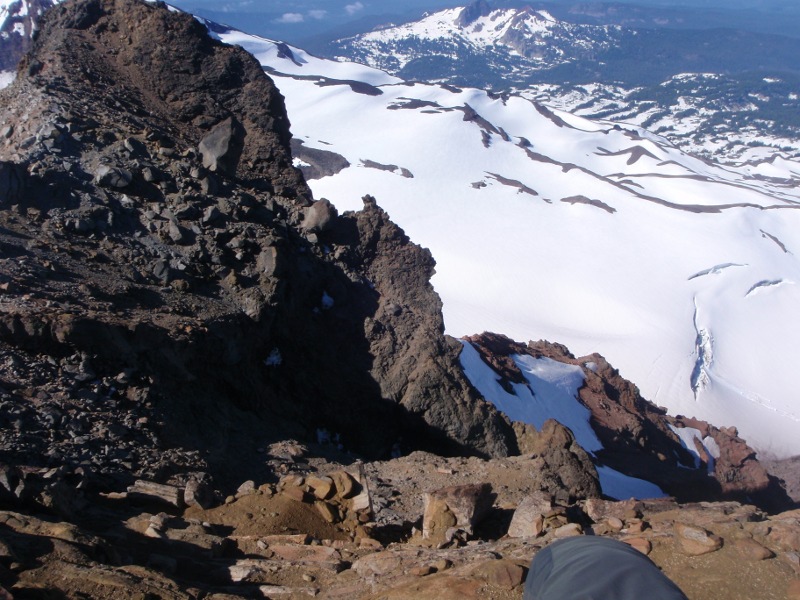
[0,0,57,71]
[0,0,516,491]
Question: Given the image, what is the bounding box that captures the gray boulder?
[199,117,243,176]
[302,198,338,233]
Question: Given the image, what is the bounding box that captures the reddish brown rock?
[269,544,339,566]
[306,476,335,500]
[507,491,551,538]
[329,471,357,499]
[622,537,652,555]
[469,559,526,589]
[675,522,723,556]
[733,538,774,560]
[554,522,584,538]
[607,517,624,531]
[767,518,800,552]
[352,552,404,578]
[281,486,309,503]
[422,483,494,543]
[466,333,792,513]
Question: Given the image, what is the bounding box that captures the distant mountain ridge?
[327,1,800,87]
[321,1,800,163]
[327,1,621,87]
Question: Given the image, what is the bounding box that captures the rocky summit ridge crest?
[0,0,515,487]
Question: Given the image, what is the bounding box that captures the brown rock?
[421,495,457,543]
[422,483,494,543]
[787,580,800,600]
[434,558,453,572]
[584,498,623,522]
[626,519,648,534]
[767,521,800,552]
[470,559,526,589]
[236,480,256,496]
[607,517,624,531]
[269,544,338,564]
[259,585,317,597]
[675,522,723,556]
[353,552,403,577]
[315,501,339,524]
[329,471,356,499]
[733,538,774,560]
[184,475,215,509]
[126,480,185,508]
[507,491,551,538]
[302,198,338,232]
[359,538,383,550]
[350,475,373,514]
[306,476,334,500]
[198,117,243,176]
[281,486,309,503]
[373,576,483,600]
[622,537,652,555]
[554,522,583,538]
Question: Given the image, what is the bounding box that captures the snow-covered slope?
[523,75,800,164]
[211,28,800,459]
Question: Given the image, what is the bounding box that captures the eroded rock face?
[514,419,601,503]
[0,0,57,72]
[464,333,793,512]
[0,0,514,494]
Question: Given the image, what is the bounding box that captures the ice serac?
[0,0,515,490]
[463,333,793,512]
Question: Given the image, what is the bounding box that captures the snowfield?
[216,33,800,459]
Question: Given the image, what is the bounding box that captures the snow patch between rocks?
[0,70,14,89]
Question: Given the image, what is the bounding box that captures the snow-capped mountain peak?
[329,1,618,76]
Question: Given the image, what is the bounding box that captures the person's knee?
[524,537,688,600]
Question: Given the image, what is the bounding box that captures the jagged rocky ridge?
[0,0,517,494]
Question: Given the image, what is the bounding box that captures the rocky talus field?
[0,1,799,598]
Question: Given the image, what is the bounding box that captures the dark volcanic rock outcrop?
[464,333,793,512]
[0,0,56,72]
[0,0,515,493]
